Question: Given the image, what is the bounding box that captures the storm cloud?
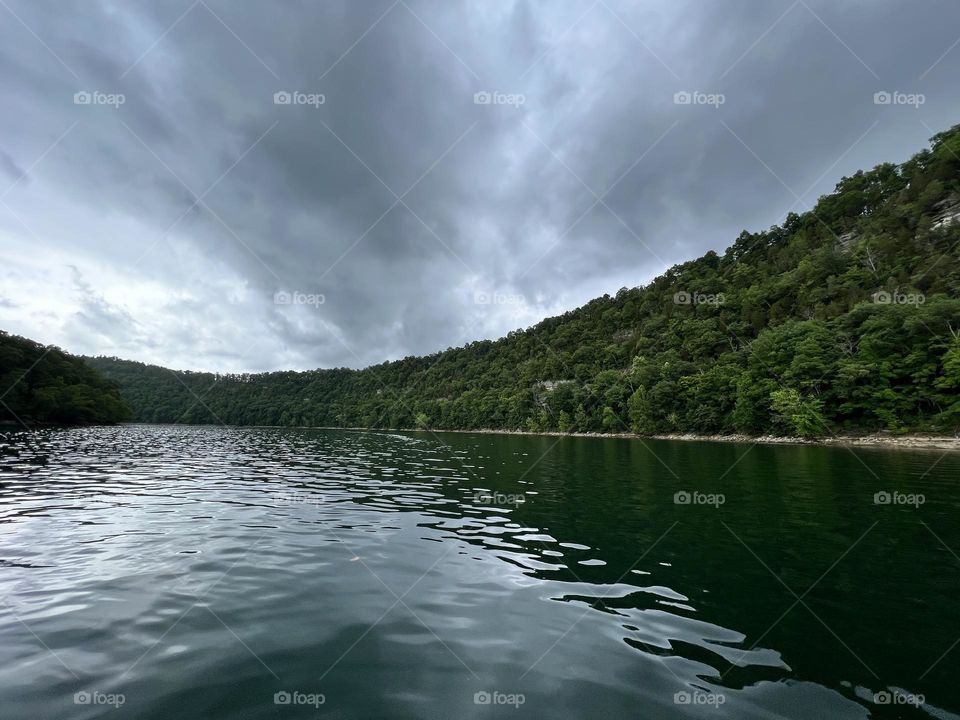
[1,0,958,371]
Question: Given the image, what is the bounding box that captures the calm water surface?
[0,425,958,719]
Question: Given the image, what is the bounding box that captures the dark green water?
[0,426,958,719]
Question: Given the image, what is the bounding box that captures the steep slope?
[86,125,960,437]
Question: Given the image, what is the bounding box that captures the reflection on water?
[0,425,957,719]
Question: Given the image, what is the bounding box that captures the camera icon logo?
[274,691,292,705]
[874,91,892,105]
[674,491,691,505]
[273,290,292,305]
[474,91,492,105]
[274,91,292,105]
[673,91,692,105]
[873,491,891,505]
[674,691,692,704]
[74,91,92,105]
[673,290,691,305]
[74,691,91,705]
[474,691,491,705]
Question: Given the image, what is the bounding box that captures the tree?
[770,388,827,437]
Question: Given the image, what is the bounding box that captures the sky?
[0,0,958,373]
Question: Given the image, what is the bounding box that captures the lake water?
[0,425,957,719]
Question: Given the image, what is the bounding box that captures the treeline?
[86,125,960,437]
[0,332,131,426]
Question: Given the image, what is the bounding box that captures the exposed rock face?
[537,380,573,392]
[837,231,859,250]
[932,196,960,230]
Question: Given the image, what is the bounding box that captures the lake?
[0,425,957,719]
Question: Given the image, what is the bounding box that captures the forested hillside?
[86,126,960,437]
[0,332,131,426]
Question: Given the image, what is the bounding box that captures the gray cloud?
[0,149,26,187]
[65,266,144,349]
[0,0,958,371]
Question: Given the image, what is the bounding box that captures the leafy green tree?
[770,388,827,437]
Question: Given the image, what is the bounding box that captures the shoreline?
[97,422,960,451]
[305,425,960,452]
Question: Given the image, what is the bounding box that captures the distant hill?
[86,125,960,437]
[0,332,131,427]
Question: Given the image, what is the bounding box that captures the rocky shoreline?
[312,426,960,451]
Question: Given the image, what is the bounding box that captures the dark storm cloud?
[0,0,958,371]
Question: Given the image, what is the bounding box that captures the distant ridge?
[0,331,130,426]
[77,123,960,436]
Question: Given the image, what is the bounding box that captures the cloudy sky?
[0,0,958,372]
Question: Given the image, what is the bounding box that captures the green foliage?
[84,124,960,437]
[0,332,131,426]
[769,388,827,437]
